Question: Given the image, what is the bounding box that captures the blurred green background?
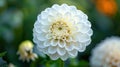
[0,0,120,67]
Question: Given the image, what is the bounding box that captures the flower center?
[50,21,71,40]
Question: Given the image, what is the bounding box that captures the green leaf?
[0,52,7,57]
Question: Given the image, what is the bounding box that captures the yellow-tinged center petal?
[50,21,71,40]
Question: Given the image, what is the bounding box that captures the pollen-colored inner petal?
[50,21,71,41]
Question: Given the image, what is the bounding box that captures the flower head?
[33,4,93,61]
[17,40,38,62]
[90,36,120,67]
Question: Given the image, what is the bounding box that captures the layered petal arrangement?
[90,36,120,67]
[33,4,93,61]
[17,40,38,62]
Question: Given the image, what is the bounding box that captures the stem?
[46,63,50,67]
[59,59,64,67]
[46,60,50,67]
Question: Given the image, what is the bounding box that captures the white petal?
[37,42,46,48]
[57,47,66,56]
[49,53,59,60]
[41,47,48,54]
[79,23,90,33]
[66,37,73,42]
[52,7,62,17]
[37,15,49,25]
[70,6,77,11]
[83,39,91,46]
[34,21,41,28]
[37,33,47,41]
[41,25,50,33]
[72,42,80,50]
[48,46,57,54]
[56,13,62,19]
[61,4,69,13]
[50,39,58,46]
[85,21,91,27]
[68,49,78,58]
[64,12,71,19]
[65,42,74,51]
[36,45,42,52]
[69,6,77,15]
[52,4,60,10]
[47,15,55,22]
[78,43,86,52]
[45,33,52,39]
[40,11,48,19]
[87,29,93,36]
[78,33,90,42]
[77,10,88,19]
[33,27,42,34]
[43,40,51,47]
[60,53,69,61]
[34,45,46,58]
[33,34,38,43]
[47,8,57,17]
[58,40,65,48]
[40,19,49,26]
[71,34,79,42]
[33,22,42,33]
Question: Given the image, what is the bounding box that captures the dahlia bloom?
[90,36,120,67]
[17,40,38,62]
[33,4,93,61]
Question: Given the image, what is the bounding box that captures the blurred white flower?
[8,63,16,67]
[1,10,23,28]
[17,40,38,62]
[12,10,23,27]
[90,36,120,67]
[33,4,93,61]
[0,0,6,7]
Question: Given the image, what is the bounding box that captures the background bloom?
[17,40,38,62]
[33,4,93,61]
[90,36,120,67]
[8,63,16,67]
[94,0,118,16]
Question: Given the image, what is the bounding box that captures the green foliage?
[0,52,6,57]
[79,60,89,67]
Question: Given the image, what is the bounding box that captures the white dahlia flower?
[33,4,93,61]
[90,36,120,67]
[17,40,38,62]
